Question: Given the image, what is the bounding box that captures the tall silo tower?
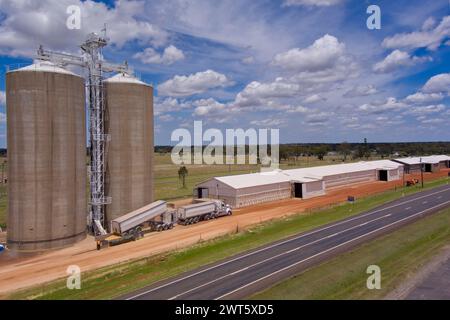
[104,73,154,229]
[6,61,87,251]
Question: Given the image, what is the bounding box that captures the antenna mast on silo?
[36,30,130,236]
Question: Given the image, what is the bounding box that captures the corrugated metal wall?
[104,77,154,229]
[323,170,377,189]
[6,68,87,251]
[303,180,326,199]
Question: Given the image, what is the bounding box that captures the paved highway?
[121,184,450,300]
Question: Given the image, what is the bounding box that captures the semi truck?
[96,199,232,249]
[178,200,232,225]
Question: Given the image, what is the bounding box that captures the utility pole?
[420,157,424,188]
[402,165,405,188]
[1,160,5,184]
[36,31,130,236]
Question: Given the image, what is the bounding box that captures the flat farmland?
[0,153,381,228]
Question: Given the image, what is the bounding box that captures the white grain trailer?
[96,200,174,249]
[178,200,232,225]
[111,200,173,236]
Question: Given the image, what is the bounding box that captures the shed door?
[294,183,303,198]
[198,188,209,199]
[379,170,388,181]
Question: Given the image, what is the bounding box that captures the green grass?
[251,207,450,300]
[8,177,449,300]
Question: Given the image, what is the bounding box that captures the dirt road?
[0,170,448,297]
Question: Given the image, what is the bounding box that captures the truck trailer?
[96,200,175,249]
[96,199,232,249]
[178,200,232,225]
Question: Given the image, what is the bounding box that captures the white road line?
[168,213,392,300]
[214,200,450,300]
[126,186,450,300]
[423,201,428,204]
[405,207,412,210]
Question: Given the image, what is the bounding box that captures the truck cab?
[218,201,232,216]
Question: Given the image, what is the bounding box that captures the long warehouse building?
[195,159,405,208]
[393,155,450,174]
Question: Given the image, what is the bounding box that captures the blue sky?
[0,0,449,147]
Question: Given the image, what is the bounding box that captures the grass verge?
[8,178,450,300]
[251,207,450,300]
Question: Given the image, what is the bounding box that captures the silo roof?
[11,61,80,76]
[104,73,150,86]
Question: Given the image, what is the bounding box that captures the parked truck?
[96,200,175,249]
[95,199,232,249]
[178,200,232,225]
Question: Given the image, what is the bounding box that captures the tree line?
[154,141,450,161]
[2,141,449,162]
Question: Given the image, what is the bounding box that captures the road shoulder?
[385,245,450,300]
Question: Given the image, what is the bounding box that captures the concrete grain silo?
[6,61,87,251]
[104,73,154,229]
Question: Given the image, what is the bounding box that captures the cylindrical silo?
[6,61,87,251]
[104,73,154,229]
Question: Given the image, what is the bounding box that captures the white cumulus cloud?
[193,98,227,116]
[359,97,407,114]
[154,97,191,116]
[272,35,358,86]
[250,118,286,127]
[134,45,185,65]
[283,0,344,7]
[382,15,450,51]
[0,0,168,57]
[272,34,345,72]
[303,94,326,104]
[422,73,450,94]
[404,92,444,104]
[409,104,446,116]
[158,70,232,97]
[234,79,300,107]
[373,50,431,73]
[343,85,378,98]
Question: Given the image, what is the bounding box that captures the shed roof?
[394,155,450,165]
[214,171,291,189]
[285,160,402,180]
[208,159,404,190]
